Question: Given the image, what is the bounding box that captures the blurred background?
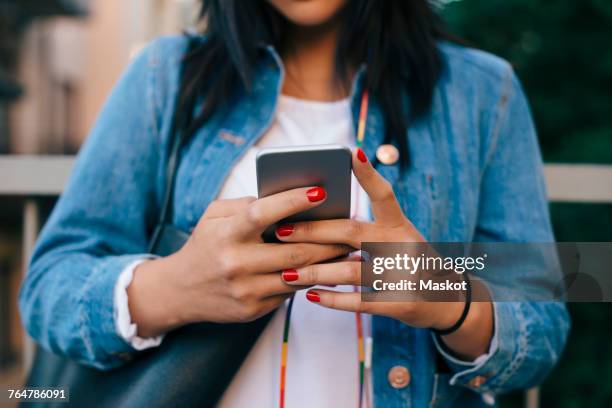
[0,0,610,407]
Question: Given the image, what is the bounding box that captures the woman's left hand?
[276,148,493,359]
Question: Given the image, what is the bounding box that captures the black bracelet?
[434,273,472,336]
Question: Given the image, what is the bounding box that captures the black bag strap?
[159,129,184,226]
[148,129,188,254]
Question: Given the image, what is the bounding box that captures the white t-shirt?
[115,95,372,408]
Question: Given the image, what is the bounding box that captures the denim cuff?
[79,253,156,369]
[432,302,525,394]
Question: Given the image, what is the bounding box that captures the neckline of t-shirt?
[278,94,351,118]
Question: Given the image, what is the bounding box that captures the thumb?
[353,148,405,226]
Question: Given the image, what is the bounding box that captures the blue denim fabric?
[19,36,569,407]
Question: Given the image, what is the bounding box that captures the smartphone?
[256,144,352,241]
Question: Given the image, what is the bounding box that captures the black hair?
[174,0,452,166]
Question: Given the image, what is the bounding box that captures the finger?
[281,261,361,286]
[204,197,256,219]
[235,186,327,235]
[246,272,312,297]
[352,148,405,225]
[243,242,352,274]
[335,252,364,262]
[276,218,377,248]
[304,289,371,313]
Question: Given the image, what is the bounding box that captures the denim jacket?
[20,36,569,407]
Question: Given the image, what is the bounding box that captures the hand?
[276,148,493,360]
[128,187,351,337]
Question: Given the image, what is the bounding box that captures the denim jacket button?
[388,365,411,389]
[376,144,400,165]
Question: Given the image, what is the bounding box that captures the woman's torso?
[93,35,544,407]
[152,35,508,407]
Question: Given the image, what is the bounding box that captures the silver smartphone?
[256,144,352,241]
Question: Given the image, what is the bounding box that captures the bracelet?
[433,272,472,336]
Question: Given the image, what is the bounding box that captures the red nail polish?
[307,187,326,202]
[282,269,299,282]
[276,225,295,237]
[306,290,320,303]
[357,148,368,163]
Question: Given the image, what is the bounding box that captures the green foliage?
[442,0,612,164]
[442,1,612,406]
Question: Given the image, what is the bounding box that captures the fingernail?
[307,187,326,202]
[282,269,299,282]
[276,224,295,237]
[306,290,320,303]
[357,148,368,163]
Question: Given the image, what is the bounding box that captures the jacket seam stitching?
[481,68,514,179]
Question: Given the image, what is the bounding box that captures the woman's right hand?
[127,187,350,338]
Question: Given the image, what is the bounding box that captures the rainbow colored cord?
[279,90,371,408]
[356,90,369,147]
[279,294,295,407]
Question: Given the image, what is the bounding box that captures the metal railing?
[1,155,612,407]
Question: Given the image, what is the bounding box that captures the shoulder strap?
[148,129,186,254]
[160,130,184,226]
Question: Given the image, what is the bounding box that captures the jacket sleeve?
[433,67,570,394]
[18,38,180,370]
